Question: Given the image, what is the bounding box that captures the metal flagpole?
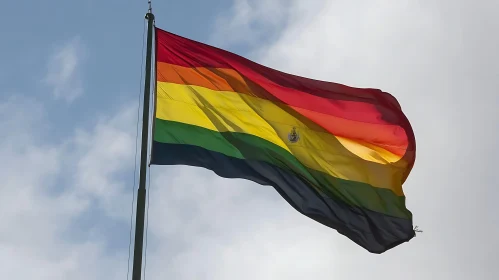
[131,4,155,280]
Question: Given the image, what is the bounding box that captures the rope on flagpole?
[127,15,147,280]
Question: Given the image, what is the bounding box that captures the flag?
[150,27,417,253]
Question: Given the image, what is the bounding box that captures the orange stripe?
[156,61,254,94]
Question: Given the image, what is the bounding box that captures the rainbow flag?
[150,27,417,253]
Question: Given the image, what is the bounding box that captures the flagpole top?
[146,0,153,19]
[145,12,154,21]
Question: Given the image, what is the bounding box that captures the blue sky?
[0,0,235,136]
[1,0,498,279]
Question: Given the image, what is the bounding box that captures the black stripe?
[151,141,415,253]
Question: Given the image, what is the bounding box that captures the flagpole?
[131,10,155,280]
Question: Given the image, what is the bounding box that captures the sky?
[1,0,498,279]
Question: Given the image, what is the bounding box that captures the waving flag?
[150,27,417,253]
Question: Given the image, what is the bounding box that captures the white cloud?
[44,36,85,102]
[137,0,499,279]
[71,103,139,220]
[2,1,498,279]
[210,0,290,48]
[0,95,137,280]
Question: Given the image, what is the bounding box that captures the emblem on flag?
[288,127,300,143]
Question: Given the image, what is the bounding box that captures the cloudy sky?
[1,0,498,279]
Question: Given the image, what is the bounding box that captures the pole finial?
[145,12,154,21]
[145,0,154,21]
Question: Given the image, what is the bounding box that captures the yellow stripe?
[156,82,407,195]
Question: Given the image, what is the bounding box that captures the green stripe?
[153,118,412,219]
